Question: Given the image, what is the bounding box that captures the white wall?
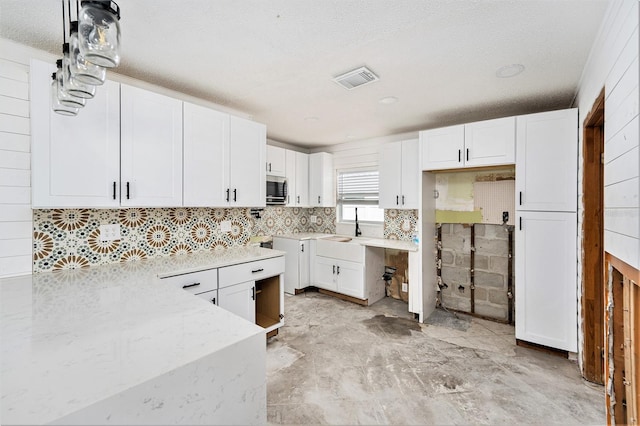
[0,40,40,277]
[575,0,639,270]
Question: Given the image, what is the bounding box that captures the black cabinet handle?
[112,181,116,200]
[458,149,461,162]
[333,265,335,274]
[251,286,255,301]
[211,297,216,305]
[233,188,237,202]
[337,266,340,275]
[466,148,469,161]
[519,191,522,206]
[226,188,230,202]
[318,196,321,204]
[182,282,201,289]
[252,268,264,273]
[269,163,272,172]
[126,182,130,199]
[301,244,304,252]
[396,195,399,205]
[402,195,405,205]
[297,195,300,203]
[519,217,522,230]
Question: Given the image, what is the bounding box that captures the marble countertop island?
[1,246,283,425]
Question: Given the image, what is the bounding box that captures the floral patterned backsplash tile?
[383,209,419,241]
[33,206,336,273]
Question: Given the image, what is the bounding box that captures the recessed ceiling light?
[379,96,398,105]
[496,64,525,78]
[304,116,319,122]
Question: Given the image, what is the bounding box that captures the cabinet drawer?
[219,256,285,288]
[160,268,218,295]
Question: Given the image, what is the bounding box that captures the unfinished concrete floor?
[266,291,604,425]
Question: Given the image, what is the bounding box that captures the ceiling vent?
[333,66,379,90]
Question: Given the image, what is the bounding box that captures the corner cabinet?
[309,152,335,207]
[379,139,419,209]
[31,59,121,208]
[120,84,183,207]
[420,117,515,171]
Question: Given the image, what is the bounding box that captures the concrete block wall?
[440,223,512,321]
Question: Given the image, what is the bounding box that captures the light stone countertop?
[273,233,419,252]
[0,246,284,425]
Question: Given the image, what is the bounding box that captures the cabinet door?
[218,281,256,323]
[196,289,218,305]
[515,211,577,351]
[284,149,296,206]
[400,139,420,209]
[464,116,515,167]
[120,84,183,207]
[313,256,338,291]
[516,109,578,212]
[266,145,286,177]
[335,260,365,299]
[309,152,335,207]
[420,124,464,170]
[295,152,310,207]
[30,59,120,208]
[228,116,266,207]
[299,241,310,287]
[183,102,229,207]
[378,141,402,209]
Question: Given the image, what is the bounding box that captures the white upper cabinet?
[464,116,515,167]
[295,152,309,207]
[516,109,578,212]
[284,150,310,207]
[266,145,286,177]
[420,124,464,170]
[183,102,229,207]
[31,60,120,208]
[120,84,183,207]
[309,152,335,207]
[379,139,419,209]
[420,117,515,170]
[228,116,266,207]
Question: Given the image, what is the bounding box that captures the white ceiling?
[1,0,608,148]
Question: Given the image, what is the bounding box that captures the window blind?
[337,171,379,201]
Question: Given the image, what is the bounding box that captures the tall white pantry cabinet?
[515,108,578,352]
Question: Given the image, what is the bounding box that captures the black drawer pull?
[211,297,216,305]
[182,282,201,289]
[252,268,264,273]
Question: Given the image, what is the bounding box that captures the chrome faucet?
[355,207,362,237]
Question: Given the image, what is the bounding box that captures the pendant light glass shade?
[62,44,96,99]
[69,21,106,85]
[51,73,79,116]
[56,60,85,108]
[78,1,121,68]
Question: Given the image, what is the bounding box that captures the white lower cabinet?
[314,255,340,292]
[159,268,218,296]
[196,289,218,305]
[272,237,309,294]
[515,211,577,351]
[219,281,256,323]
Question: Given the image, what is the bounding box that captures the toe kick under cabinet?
[161,255,285,336]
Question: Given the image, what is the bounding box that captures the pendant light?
[78,1,121,68]
[62,43,96,99]
[51,73,79,116]
[68,20,106,85]
[55,59,85,108]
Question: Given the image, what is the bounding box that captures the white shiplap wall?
[576,0,639,270]
[0,41,33,277]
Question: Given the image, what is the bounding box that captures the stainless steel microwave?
[266,176,287,205]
